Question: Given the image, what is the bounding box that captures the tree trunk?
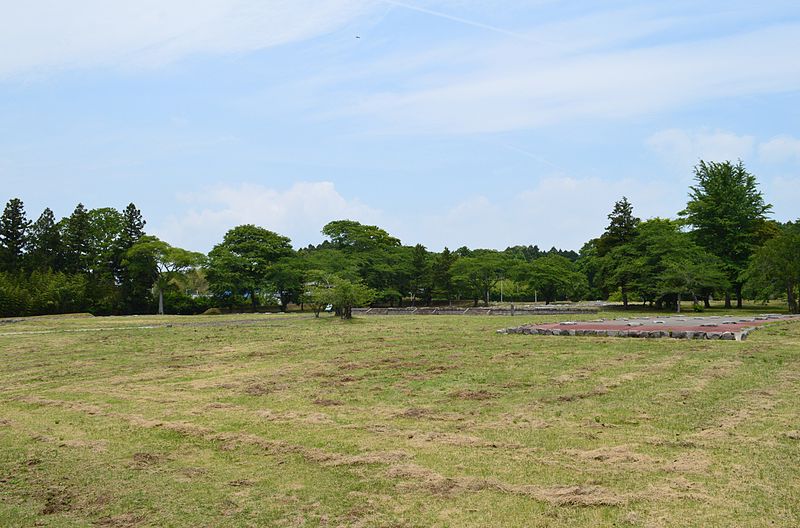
[704,293,711,308]
[735,284,743,308]
[157,289,164,315]
[788,281,798,314]
[622,286,628,309]
[724,291,731,309]
[676,292,681,313]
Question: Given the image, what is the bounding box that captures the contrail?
[379,0,541,43]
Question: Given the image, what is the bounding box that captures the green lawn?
[1,310,799,527]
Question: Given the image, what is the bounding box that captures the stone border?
[498,326,747,340]
[353,306,599,316]
[498,314,800,341]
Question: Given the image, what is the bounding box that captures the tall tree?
[409,244,431,305]
[432,247,457,305]
[525,254,587,304]
[596,196,640,256]
[680,160,772,308]
[0,198,31,272]
[206,225,293,309]
[61,203,92,274]
[117,203,150,313]
[27,208,61,271]
[592,197,641,307]
[452,252,507,306]
[743,221,800,313]
[125,236,204,315]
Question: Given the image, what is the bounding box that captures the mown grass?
[1,309,799,527]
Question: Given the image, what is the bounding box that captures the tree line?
[1,160,798,317]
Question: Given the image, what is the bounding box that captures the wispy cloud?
[333,19,800,133]
[153,181,380,251]
[0,0,374,78]
[759,135,800,164]
[646,128,755,169]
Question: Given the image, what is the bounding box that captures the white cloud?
[153,181,380,251]
[400,175,679,251]
[337,21,800,133]
[646,128,755,169]
[0,0,373,77]
[759,135,800,164]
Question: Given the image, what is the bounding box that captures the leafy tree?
[27,208,60,271]
[623,219,728,310]
[451,252,507,306]
[206,225,293,309]
[329,277,375,319]
[0,198,30,272]
[591,197,641,307]
[743,221,800,313]
[321,220,400,252]
[117,203,151,313]
[126,236,204,314]
[432,247,457,304]
[596,196,639,255]
[525,254,587,304]
[409,244,432,305]
[302,271,337,317]
[269,256,306,311]
[680,160,772,308]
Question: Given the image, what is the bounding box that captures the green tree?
[680,160,772,308]
[269,256,306,311]
[525,254,587,304]
[125,236,205,315]
[206,225,293,309]
[329,277,375,319]
[117,203,151,313]
[742,222,800,313]
[591,197,641,307]
[452,252,507,306]
[409,244,432,305]
[27,208,61,271]
[432,247,457,304]
[321,220,400,252]
[0,198,31,272]
[61,203,92,274]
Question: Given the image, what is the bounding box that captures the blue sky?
[2,0,800,252]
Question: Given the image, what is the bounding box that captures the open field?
[1,310,800,527]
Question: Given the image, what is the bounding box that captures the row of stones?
[498,326,749,340]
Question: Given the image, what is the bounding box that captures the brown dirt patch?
[40,485,73,515]
[565,445,655,466]
[406,430,516,449]
[130,452,163,469]
[553,386,609,402]
[386,463,627,505]
[95,513,145,527]
[451,389,496,401]
[312,397,344,407]
[257,409,333,425]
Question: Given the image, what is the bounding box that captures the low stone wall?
[352,306,599,316]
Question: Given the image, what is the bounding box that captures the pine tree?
[28,208,61,271]
[597,196,640,255]
[117,203,153,314]
[680,160,772,308]
[0,198,31,272]
[61,203,91,274]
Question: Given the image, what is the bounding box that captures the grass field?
[1,309,799,527]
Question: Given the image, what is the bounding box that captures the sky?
[2,0,800,253]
